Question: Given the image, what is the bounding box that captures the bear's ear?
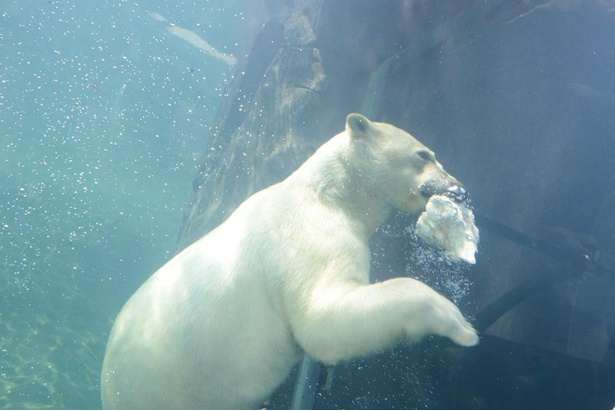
[346,113,372,138]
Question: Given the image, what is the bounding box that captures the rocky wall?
[177,0,615,359]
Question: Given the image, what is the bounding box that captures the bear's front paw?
[413,295,480,347]
[448,318,479,347]
[439,302,480,347]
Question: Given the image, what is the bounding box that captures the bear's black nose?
[444,184,468,203]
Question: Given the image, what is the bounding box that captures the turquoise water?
[0,1,260,407]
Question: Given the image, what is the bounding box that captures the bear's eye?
[416,149,434,162]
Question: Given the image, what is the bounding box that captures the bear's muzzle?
[443,183,468,203]
[419,181,469,203]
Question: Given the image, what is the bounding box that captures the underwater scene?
[1,0,615,409]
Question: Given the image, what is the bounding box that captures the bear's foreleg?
[292,277,478,364]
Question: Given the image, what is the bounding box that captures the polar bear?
[101,114,479,409]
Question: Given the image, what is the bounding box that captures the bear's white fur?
[101,114,479,409]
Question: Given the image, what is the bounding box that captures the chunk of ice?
[415,195,479,264]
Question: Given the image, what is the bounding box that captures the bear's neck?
[290,139,390,236]
[325,183,390,235]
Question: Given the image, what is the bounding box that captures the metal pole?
[290,355,321,409]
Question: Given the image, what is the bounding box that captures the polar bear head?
[345,113,467,214]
